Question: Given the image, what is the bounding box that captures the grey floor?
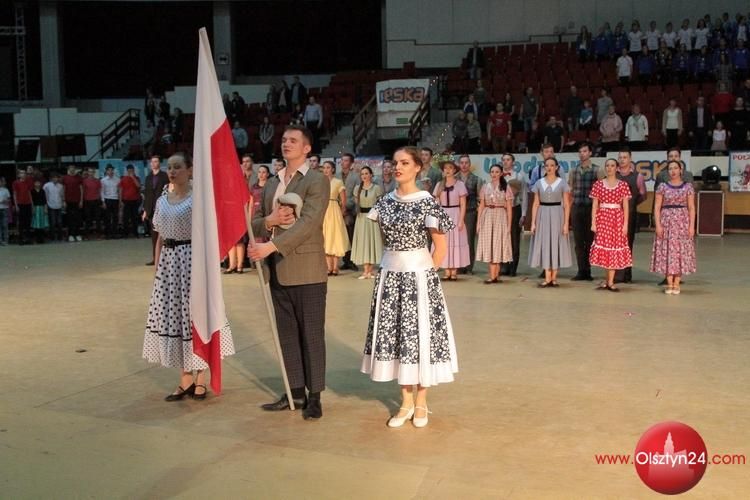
[1,233,748,498]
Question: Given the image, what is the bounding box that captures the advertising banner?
[729,151,750,192]
[376,78,430,127]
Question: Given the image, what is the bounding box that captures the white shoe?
[387,407,414,428]
[665,287,673,294]
[412,406,431,428]
[68,236,75,242]
[357,274,368,280]
[672,287,681,295]
[75,236,82,242]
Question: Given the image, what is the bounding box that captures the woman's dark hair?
[357,166,374,205]
[322,160,336,174]
[257,164,271,176]
[489,163,508,191]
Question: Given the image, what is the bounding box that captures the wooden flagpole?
[244,206,296,410]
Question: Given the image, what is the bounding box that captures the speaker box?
[0,113,14,161]
[57,134,87,157]
[15,139,40,162]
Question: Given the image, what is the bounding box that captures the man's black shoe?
[571,274,594,281]
[303,397,322,420]
[261,394,307,411]
[658,278,667,286]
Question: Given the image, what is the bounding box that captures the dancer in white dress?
[142,153,235,401]
[361,146,458,428]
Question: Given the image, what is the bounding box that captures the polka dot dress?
[589,180,633,270]
[142,193,236,371]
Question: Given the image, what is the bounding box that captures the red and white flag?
[191,28,250,394]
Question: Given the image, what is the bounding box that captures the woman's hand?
[622,224,628,237]
[530,223,536,234]
[688,226,695,238]
[591,223,596,232]
[562,225,569,236]
[655,225,663,238]
[458,220,464,231]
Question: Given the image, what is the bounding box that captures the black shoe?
[571,274,594,281]
[145,260,155,266]
[165,384,195,402]
[658,278,667,286]
[510,272,517,277]
[192,384,208,400]
[538,270,545,279]
[261,394,307,411]
[350,263,359,271]
[303,396,322,420]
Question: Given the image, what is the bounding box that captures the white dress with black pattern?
[142,193,235,371]
[361,191,459,387]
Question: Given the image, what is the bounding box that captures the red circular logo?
[634,421,707,495]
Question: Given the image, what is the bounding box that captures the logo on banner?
[379,86,426,104]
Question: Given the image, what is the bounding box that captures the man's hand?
[247,241,276,261]
[265,205,295,229]
[142,212,147,221]
[519,216,525,226]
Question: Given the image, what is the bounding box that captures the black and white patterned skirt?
[361,248,458,387]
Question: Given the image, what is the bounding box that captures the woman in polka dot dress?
[143,153,235,401]
[589,158,633,291]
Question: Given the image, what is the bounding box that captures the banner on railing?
[450,151,692,191]
[729,151,750,192]
[376,78,430,127]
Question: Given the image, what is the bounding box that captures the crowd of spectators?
[454,11,750,155]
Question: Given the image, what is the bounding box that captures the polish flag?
[191,28,250,395]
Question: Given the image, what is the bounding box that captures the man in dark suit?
[250,125,329,420]
[142,155,169,265]
[687,96,712,151]
[466,41,485,80]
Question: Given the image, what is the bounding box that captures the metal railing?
[352,94,377,153]
[407,93,430,145]
[87,108,141,161]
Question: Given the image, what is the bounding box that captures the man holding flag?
[249,124,329,420]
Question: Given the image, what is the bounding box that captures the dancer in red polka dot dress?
[589,158,633,291]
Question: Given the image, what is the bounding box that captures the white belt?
[379,248,434,272]
[600,203,621,209]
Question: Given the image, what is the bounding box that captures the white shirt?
[303,103,323,127]
[646,29,661,50]
[665,108,680,129]
[617,55,633,77]
[628,31,644,52]
[43,181,65,209]
[694,28,709,50]
[625,114,649,141]
[738,24,747,42]
[662,31,678,48]
[0,187,10,209]
[232,127,248,148]
[678,28,693,49]
[101,176,120,201]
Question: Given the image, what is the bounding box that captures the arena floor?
[1,234,748,498]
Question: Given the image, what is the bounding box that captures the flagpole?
[244,207,296,410]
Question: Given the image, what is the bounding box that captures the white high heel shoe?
[412,406,432,428]
[387,407,415,427]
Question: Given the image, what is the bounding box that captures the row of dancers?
[319,144,697,292]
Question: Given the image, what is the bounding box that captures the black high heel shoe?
[165,383,196,401]
[192,384,208,400]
